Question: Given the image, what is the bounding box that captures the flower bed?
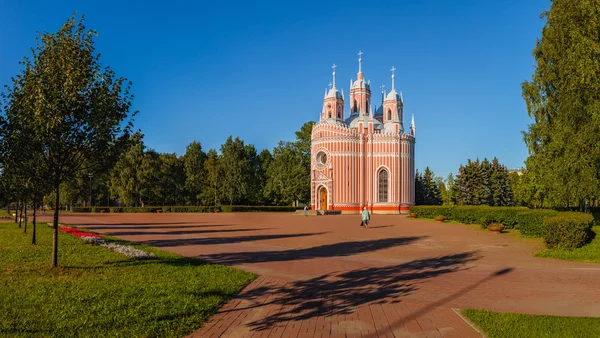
[59,226,155,259]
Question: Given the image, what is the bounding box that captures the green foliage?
[220,205,298,212]
[182,141,206,205]
[72,207,92,212]
[415,167,443,205]
[543,213,594,249]
[452,158,513,206]
[220,136,249,205]
[462,309,600,338]
[0,221,254,337]
[265,141,307,205]
[522,0,600,209]
[409,206,548,232]
[516,209,559,237]
[536,226,600,262]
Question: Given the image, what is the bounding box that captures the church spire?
[331,64,337,89]
[380,84,385,104]
[410,114,416,136]
[390,66,396,90]
[358,50,363,73]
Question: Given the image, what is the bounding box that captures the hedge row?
[543,213,594,249]
[410,206,561,236]
[71,206,300,213]
[220,205,298,212]
[409,206,594,248]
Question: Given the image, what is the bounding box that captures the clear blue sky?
[0,0,549,178]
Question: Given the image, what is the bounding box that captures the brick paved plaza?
[42,212,600,337]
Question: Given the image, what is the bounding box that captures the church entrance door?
[319,188,327,211]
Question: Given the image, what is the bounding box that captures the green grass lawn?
[0,222,255,337]
[535,226,600,263]
[462,309,600,338]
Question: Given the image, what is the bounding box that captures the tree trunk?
[18,201,23,228]
[24,201,27,234]
[15,200,19,224]
[52,184,60,268]
[32,196,37,245]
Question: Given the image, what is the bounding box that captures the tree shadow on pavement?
[224,251,482,330]
[98,228,271,236]
[139,232,330,247]
[198,236,426,265]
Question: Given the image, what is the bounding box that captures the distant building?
[310,52,416,214]
[507,168,523,176]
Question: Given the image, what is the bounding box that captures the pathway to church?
[50,212,600,338]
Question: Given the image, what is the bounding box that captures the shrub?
[221,205,297,212]
[72,207,91,212]
[109,207,123,213]
[517,209,558,237]
[91,207,110,213]
[543,213,594,249]
[410,206,454,219]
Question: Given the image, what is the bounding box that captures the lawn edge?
[453,308,488,338]
[56,222,259,336]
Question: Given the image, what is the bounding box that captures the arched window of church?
[378,170,388,202]
[387,109,392,120]
[353,99,357,113]
[328,111,332,118]
[366,100,369,112]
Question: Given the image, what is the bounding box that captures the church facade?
[310,53,416,214]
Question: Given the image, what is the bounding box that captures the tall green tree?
[6,15,136,267]
[522,0,600,209]
[265,141,307,205]
[182,141,205,205]
[110,133,144,207]
[294,121,315,204]
[258,149,274,204]
[202,149,220,206]
[219,136,248,205]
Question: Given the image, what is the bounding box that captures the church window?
[378,170,388,202]
[337,112,341,119]
[316,151,328,166]
[387,109,392,120]
[353,99,357,113]
[328,111,332,118]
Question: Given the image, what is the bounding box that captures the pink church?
[311,52,416,214]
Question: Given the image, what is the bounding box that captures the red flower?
[59,226,103,239]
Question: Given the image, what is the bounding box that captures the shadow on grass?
[218,251,486,330]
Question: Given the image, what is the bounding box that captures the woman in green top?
[361,207,370,228]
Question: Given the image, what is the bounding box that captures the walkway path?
[43,212,600,337]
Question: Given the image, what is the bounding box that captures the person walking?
[361,207,370,228]
[303,205,308,216]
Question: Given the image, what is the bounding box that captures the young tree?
[8,15,136,267]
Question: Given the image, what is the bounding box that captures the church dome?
[351,78,370,90]
[386,88,401,101]
[326,88,343,99]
